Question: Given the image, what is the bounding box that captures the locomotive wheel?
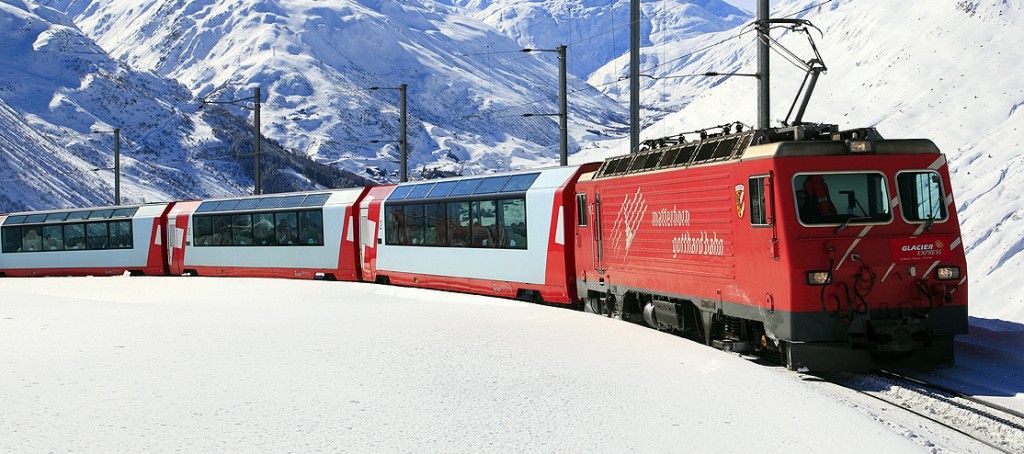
[585,293,614,316]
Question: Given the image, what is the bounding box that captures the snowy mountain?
[440,0,750,79]
[0,0,368,213]
[44,0,630,183]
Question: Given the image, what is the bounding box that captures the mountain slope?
[0,0,369,212]
[442,0,750,79]
[48,0,629,181]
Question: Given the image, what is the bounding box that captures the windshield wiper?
[835,216,871,235]
[923,215,935,232]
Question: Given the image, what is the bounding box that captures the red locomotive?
[573,124,967,370]
[0,124,967,370]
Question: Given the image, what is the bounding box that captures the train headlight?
[805,271,832,285]
[847,140,873,153]
[936,266,961,281]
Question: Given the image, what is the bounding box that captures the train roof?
[593,124,941,179]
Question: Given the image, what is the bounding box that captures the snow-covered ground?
[2,276,1020,452]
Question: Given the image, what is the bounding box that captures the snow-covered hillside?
[0,0,368,213]
[443,0,750,79]
[47,0,629,181]
[577,0,1024,322]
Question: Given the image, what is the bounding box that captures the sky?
[1,276,1021,452]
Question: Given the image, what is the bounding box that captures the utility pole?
[629,0,641,153]
[757,0,770,129]
[254,87,262,195]
[113,128,120,205]
[93,128,121,205]
[200,86,263,195]
[369,84,409,182]
[399,83,407,182]
[521,46,569,166]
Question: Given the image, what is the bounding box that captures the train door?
[166,217,176,270]
[593,192,605,273]
[359,206,371,271]
[747,174,779,260]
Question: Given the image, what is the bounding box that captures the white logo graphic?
[611,188,648,257]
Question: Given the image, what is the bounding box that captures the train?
[0,123,968,371]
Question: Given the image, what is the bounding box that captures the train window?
[43,225,64,251]
[109,221,132,249]
[45,212,69,222]
[301,193,331,207]
[5,215,27,225]
[297,211,324,245]
[749,177,768,226]
[471,200,498,247]
[388,186,414,200]
[407,184,434,199]
[195,202,220,213]
[280,195,307,209]
[450,178,482,196]
[88,209,114,220]
[21,226,42,251]
[194,216,214,246]
[897,171,948,223]
[212,215,233,246]
[576,193,587,227]
[236,199,261,210]
[502,173,539,192]
[385,205,406,245]
[65,224,85,250]
[405,204,425,245]
[232,214,253,246]
[424,203,447,246]
[275,212,299,245]
[216,200,240,211]
[112,208,138,218]
[447,201,471,246]
[87,223,108,249]
[254,213,275,245]
[475,176,509,194]
[795,173,891,226]
[256,197,283,209]
[66,211,90,221]
[427,181,458,198]
[500,198,527,249]
[25,214,46,223]
[2,227,22,252]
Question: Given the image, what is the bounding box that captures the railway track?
[825,370,1024,453]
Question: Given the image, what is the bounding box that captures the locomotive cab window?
[794,172,891,226]
[576,193,588,227]
[748,176,770,226]
[896,171,948,223]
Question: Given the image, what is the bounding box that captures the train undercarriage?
[582,289,957,372]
